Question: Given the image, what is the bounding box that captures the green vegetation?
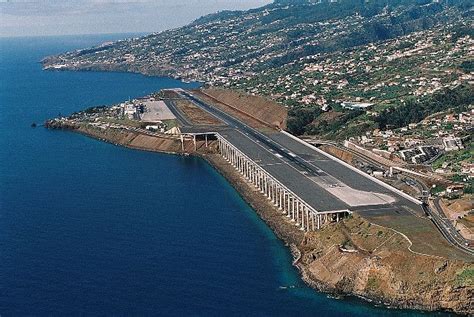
[433,142,473,172]
[463,179,474,194]
[459,60,474,73]
[431,185,447,195]
[286,107,322,135]
[162,119,179,129]
[366,276,380,291]
[101,117,143,128]
[454,268,474,287]
[287,84,472,138]
[376,84,473,130]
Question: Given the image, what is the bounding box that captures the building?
[123,103,138,119]
[443,137,464,151]
[341,102,374,110]
[399,145,440,164]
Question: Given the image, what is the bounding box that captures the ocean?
[0,35,450,316]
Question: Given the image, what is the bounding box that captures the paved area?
[140,100,176,122]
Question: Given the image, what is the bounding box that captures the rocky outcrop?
[296,219,474,314]
[45,120,217,155]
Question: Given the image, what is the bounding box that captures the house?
[446,184,464,197]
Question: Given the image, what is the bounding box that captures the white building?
[442,137,464,152]
[341,102,374,110]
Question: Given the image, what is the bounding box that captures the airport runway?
[177,90,424,215]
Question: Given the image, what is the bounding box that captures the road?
[429,198,474,255]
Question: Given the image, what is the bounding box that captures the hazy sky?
[0,0,272,37]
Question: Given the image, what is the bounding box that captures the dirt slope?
[199,88,287,129]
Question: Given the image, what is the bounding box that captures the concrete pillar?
[301,205,305,230]
[295,201,300,225]
[306,208,311,231]
[270,181,274,201]
[291,197,296,221]
[252,166,256,185]
[257,170,261,190]
[287,194,291,217]
[264,177,268,198]
[273,185,276,205]
[279,188,283,211]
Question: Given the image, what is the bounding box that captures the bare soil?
[174,99,223,126]
[320,145,355,164]
[195,88,287,130]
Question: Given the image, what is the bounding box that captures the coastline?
[45,121,474,315]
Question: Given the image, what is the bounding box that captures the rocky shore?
[45,120,474,315]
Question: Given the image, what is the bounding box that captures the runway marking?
[356,206,400,213]
[261,163,284,167]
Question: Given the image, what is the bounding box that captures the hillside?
[42,0,473,138]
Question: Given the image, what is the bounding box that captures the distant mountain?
[42,0,473,138]
[43,0,471,80]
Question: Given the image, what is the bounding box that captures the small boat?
[31,122,37,128]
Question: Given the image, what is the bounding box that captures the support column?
[296,201,300,225]
[265,177,268,198]
[279,188,283,211]
[306,208,311,231]
[301,205,306,230]
[272,181,278,207]
[291,197,296,221]
[287,194,291,217]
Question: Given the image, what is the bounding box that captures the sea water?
[0,35,451,316]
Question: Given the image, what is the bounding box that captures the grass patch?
[100,117,143,128]
[367,276,380,291]
[162,119,179,129]
[454,268,474,287]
